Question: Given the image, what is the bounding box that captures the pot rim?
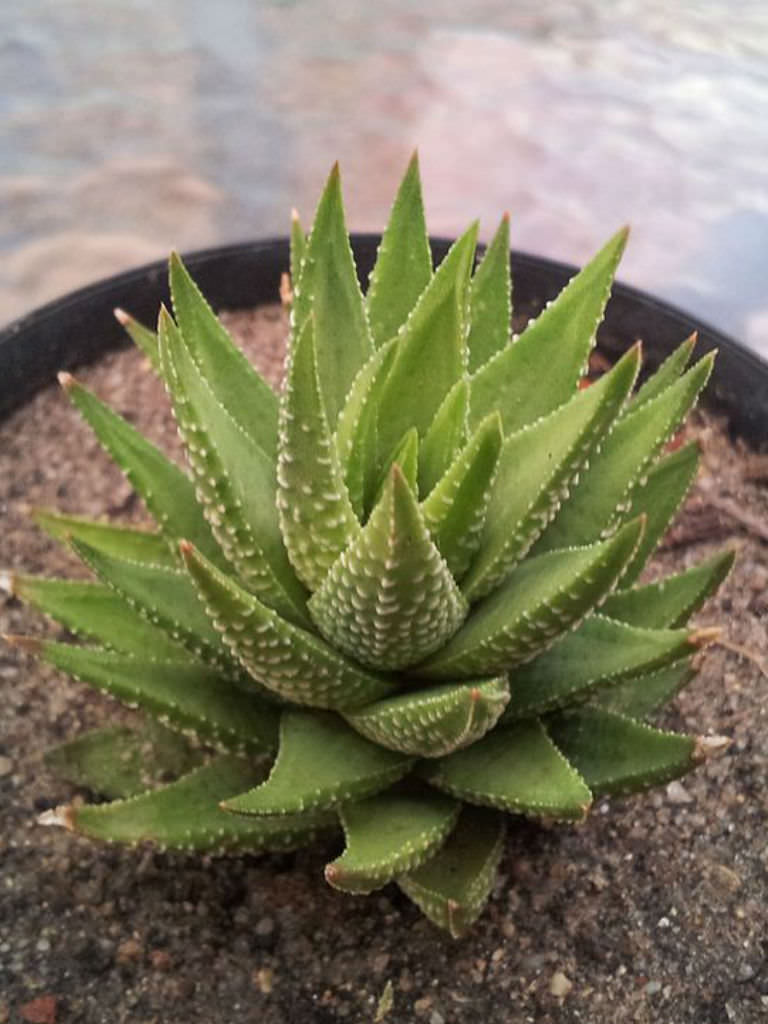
[1,235,766,444]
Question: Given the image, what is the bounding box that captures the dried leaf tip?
[291,207,301,223]
[3,633,44,654]
[0,570,16,596]
[178,539,194,558]
[689,626,723,648]
[57,371,76,391]
[37,805,75,830]
[693,734,731,762]
[280,272,293,307]
[113,307,133,327]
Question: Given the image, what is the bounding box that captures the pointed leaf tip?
[693,734,731,762]
[37,805,75,830]
[57,371,75,390]
[113,307,132,326]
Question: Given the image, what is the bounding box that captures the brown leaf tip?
[693,734,731,763]
[113,307,133,326]
[37,804,76,831]
[690,626,722,649]
[57,371,76,391]
[0,570,17,596]
[3,633,43,654]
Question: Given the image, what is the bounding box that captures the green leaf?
[420,718,591,820]
[370,224,478,480]
[467,214,511,373]
[335,337,399,518]
[33,510,177,568]
[114,308,160,372]
[292,163,374,427]
[45,756,336,852]
[180,541,398,710]
[9,576,192,662]
[468,227,628,434]
[276,317,361,591]
[418,379,469,498]
[290,208,307,290]
[398,806,505,939]
[45,722,204,799]
[344,677,510,758]
[418,518,644,681]
[308,466,468,671]
[158,309,308,626]
[222,711,413,815]
[421,412,503,582]
[601,550,735,629]
[618,441,701,586]
[169,252,278,457]
[27,640,280,754]
[532,354,714,553]
[70,537,231,671]
[502,615,697,719]
[366,152,433,348]
[546,706,698,796]
[374,427,419,502]
[60,373,224,567]
[631,333,697,409]
[325,787,460,894]
[591,660,695,720]
[463,344,641,601]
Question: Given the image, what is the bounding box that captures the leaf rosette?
[7,156,732,937]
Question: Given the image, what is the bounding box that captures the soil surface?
[1,304,767,1024]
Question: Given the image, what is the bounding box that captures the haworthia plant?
[6,160,732,938]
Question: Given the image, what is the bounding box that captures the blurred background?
[1,0,766,355]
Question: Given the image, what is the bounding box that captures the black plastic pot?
[1,237,766,445]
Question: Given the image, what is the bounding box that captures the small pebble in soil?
[550,971,573,998]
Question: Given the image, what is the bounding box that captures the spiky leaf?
[398,806,505,939]
[344,677,510,758]
[463,345,641,601]
[45,722,204,799]
[309,467,468,670]
[9,576,192,662]
[60,374,224,567]
[601,551,735,629]
[418,379,469,497]
[71,538,231,670]
[169,252,278,456]
[419,518,644,680]
[43,756,335,852]
[33,510,177,568]
[467,214,511,373]
[369,225,477,477]
[421,413,503,581]
[591,660,695,720]
[503,615,698,719]
[24,640,279,754]
[366,152,433,348]
[180,542,397,710]
[158,309,308,625]
[618,441,701,586]
[421,718,591,819]
[533,354,714,552]
[292,164,373,426]
[631,333,697,409]
[222,711,413,815]
[468,227,628,434]
[325,787,460,893]
[114,308,160,371]
[276,317,360,591]
[546,706,699,796]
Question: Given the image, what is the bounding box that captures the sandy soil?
[1,305,767,1023]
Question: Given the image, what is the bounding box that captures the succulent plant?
[5,157,732,937]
